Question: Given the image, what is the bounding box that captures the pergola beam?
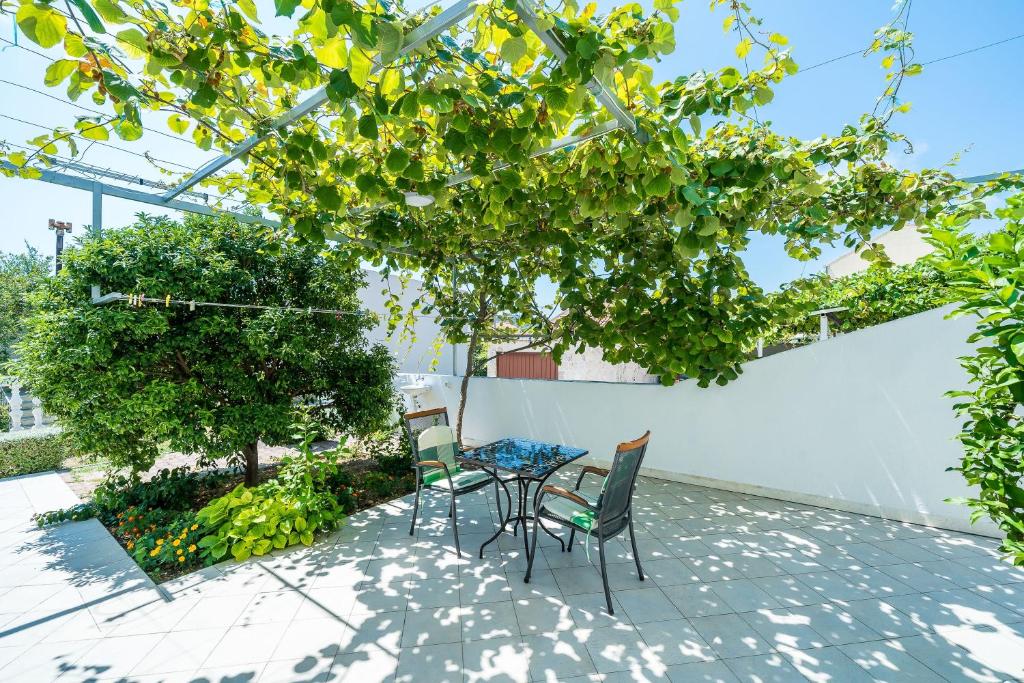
[445,119,621,187]
[2,162,279,228]
[162,0,478,202]
[515,0,646,143]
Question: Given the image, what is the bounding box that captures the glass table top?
[460,438,588,479]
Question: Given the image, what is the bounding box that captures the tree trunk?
[243,442,259,487]
[456,325,479,447]
[456,292,488,447]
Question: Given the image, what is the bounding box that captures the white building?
[826,226,933,277]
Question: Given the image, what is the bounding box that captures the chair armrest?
[575,465,609,490]
[541,485,596,510]
[414,460,448,469]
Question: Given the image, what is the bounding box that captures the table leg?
[478,469,513,559]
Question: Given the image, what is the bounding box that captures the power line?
[0,111,197,171]
[921,32,1024,66]
[797,31,1024,76]
[0,77,209,148]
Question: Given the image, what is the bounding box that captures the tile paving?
[1,470,1022,682]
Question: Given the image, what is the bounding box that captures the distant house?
[485,317,658,384]
[826,226,932,277]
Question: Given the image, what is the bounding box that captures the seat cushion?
[541,496,598,531]
[426,468,493,491]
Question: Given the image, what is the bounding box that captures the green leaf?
[167,115,190,135]
[500,36,527,65]
[191,83,218,108]
[327,69,357,102]
[645,174,671,198]
[16,3,68,49]
[358,114,378,140]
[377,21,403,61]
[385,147,410,173]
[315,185,342,211]
[300,530,314,545]
[274,0,301,17]
[94,0,128,23]
[67,0,106,34]
[116,28,148,53]
[232,541,252,562]
[44,60,78,87]
[236,0,259,21]
[75,119,109,141]
[349,47,372,88]
[294,516,307,532]
[735,38,752,59]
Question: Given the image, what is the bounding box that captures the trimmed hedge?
[0,428,68,479]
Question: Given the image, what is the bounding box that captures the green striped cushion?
[428,469,493,490]
[418,425,460,485]
[543,496,597,531]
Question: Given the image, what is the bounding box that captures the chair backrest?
[418,425,459,469]
[598,431,651,526]
[416,425,460,485]
[403,407,450,462]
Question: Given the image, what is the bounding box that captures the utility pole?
[48,219,72,273]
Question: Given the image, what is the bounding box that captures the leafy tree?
[2,0,1002,390]
[763,253,958,347]
[928,194,1024,563]
[0,245,51,366]
[14,214,396,485]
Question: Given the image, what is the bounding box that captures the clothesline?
[91,287,370,317]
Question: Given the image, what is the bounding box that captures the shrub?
[763,256,956,347]
[14,214,397,484]
[0,428,68,478]
[928,193,1024,563]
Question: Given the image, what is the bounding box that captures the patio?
[2,467,1023,683]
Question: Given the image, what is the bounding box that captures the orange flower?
[156,538,163,545]
[188,544,197,553]
[149,548,159,557]
[178,556,185,563]
[172,539,180,547]
[190,524,198,531]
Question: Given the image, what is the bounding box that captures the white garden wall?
[403,304,998,537]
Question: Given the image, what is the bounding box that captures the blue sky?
[1,0,1022,293]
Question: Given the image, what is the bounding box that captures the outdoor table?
[459,438,588,559]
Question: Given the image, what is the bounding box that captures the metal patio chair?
[403,408,509,557]
[524,431,651,614]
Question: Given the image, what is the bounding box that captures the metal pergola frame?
[1,0,1020,239]
[161,0,644,201]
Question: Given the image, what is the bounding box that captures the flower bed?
[36,430,414,582]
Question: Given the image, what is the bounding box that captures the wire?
[921,32,1024,65]
[106,291,372,317]
[0,77,209,148]
[797,31,1024,77]
[0,112,197,171]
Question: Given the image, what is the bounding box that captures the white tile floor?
[1,470,1023,682]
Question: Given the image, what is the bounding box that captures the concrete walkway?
[1,470,1023,682]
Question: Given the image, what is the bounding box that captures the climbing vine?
[0,0,1007,386]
